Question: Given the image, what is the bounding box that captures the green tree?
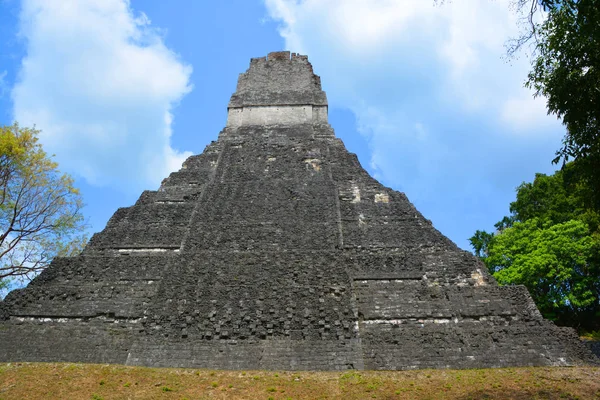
[524,0,600,208]
[469,230,494,260]
[487,218,598,326]
[471,166,600,330]
[510,164,599,229]
[0,123,87,286]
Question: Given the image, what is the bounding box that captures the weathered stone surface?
[0,51,597,370]
[585,341,600,358]
[228,52,327,108]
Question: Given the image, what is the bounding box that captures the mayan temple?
[0,52,597,370]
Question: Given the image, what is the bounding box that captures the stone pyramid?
[1,52,596,370]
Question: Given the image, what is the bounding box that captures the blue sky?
[0,0,563,253]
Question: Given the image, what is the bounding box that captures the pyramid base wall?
[1,319,596,370]
[0,319,132,364]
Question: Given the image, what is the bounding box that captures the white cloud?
[264,0,565,249]
[263,0,563,180]
[12,0,192,189]
[501,93,559,131]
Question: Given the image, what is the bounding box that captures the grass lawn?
[0,363,599,399]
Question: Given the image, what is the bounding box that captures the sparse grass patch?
[365,382,378,392]
[0,363,598,399]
